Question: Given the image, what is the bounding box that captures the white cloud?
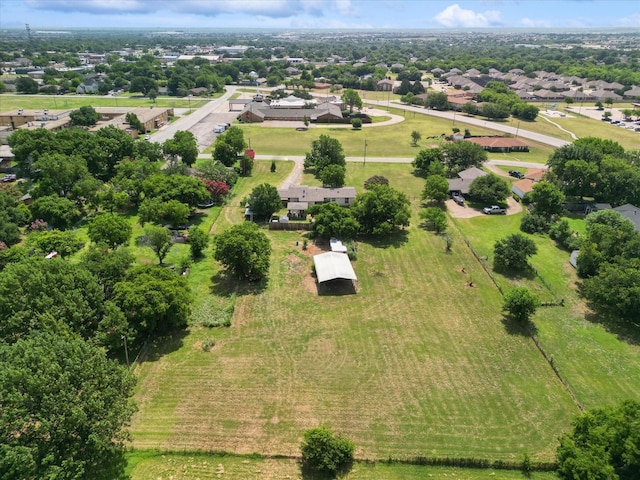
[618,13,640,27]
[434,4,502,28]
[335,0,356,16]
[521,17,552,28]
[23,0,314,18]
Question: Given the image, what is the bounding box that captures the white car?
[213,125,225,133]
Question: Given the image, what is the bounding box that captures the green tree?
[87,213,132,249]
[557,400,640,480]
[163,130,198,167]
[212,138,237,167]
[129,75,158,96]
[112,265,191,339]
[468,174,510,205]
[413,147,444,174]
[187,226,209,259]
[352,185,411,236]
[426,91,449,110]
[422,174,450,203]
[320,164,346,187]
[301,426,355,477]
[576,241,603,278]
[493,233,538,272]
[420,206,447,233]
[25,229,84,258]
[214,222,271,281]
[341,88,362,113]
[0,332,136,480]
[351,117,362,129]
[503,287,540,323]
[304,134,346,173]
[583,258,640,320]
[364,175,389,189]
[0,257,107,343]
[248,183,282,220]
[32,152,90,197]
[443,141,488,175]
[70,105,100,126]
[80,245,135,299]
[529,181,565,217]
[307,202,360,240]
[144,225,173,265]
[411,130,421,146]
[15,76,39,94]
[141,174,209,208]
[30,195,80,230]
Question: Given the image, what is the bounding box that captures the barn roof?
[313,252,357,283]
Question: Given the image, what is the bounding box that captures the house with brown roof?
[239,101,343,123]
[465,136,529,152]
[376,78,393,91]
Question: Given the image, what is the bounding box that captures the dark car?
[508,170,524,179]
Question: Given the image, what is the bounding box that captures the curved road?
[363,99,571,149]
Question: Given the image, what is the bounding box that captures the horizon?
[1,1,639,31]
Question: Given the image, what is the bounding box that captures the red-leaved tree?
[201,178,229,204]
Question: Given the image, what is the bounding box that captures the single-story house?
[465,136,529,153]
[239,102,343,123]
[447,167,487,196]
[76,78,101,94]
[613,204,640,232]
[278,185,356,215]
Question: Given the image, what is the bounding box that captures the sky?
[1,0,639,30]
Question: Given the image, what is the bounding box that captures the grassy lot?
[231,108,553,162]
[130,161,578,462]
[450,212,640,410]
[0,93,208,111]
[126,451,558,480]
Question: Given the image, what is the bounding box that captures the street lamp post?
[363,139,368,166]
[515,120,521,138]
[121,334,130,369]
[188,94,192,113]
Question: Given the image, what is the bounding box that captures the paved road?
[363,99,571,149]
[151,86,239,152]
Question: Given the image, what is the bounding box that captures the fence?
[268,222,311,231]
[449,216,583,412]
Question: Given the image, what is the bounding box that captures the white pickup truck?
[483,205,506,215]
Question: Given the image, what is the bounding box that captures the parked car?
[508,170,524,179]
[213,125,225,133]
[483,205,506,215]
[1,174,17,182]
[452,193,465,206]
[601,117,611,122]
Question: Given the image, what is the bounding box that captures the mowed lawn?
[235,107,555,162]
[130,161,578,462]
[126,451,558,480]
[452,213,640,410]
[0,93,209,111]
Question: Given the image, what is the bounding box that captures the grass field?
[126,451,559,480]
[232,107,554,163]
[130,161,579,462]
[450,212,640,410]
[0,93,209,111]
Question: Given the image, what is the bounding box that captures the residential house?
[278,185,357,218]
[465,136,529,153]
[76,78,101,94]
[447,166,487,196]
[376,78,393,91]
[613,204,640,232]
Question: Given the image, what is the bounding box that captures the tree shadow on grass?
[493,264,537,281]
[501,314,537,337]
[209,270,268,297]
[300,461,354,480]
[138,328,189,364]
[361,229,409,249]
[581,303,640,346]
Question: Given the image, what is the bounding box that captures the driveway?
[447,196,522,218]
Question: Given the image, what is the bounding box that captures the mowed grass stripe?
[131,185,577,460]
[452,212,640,410]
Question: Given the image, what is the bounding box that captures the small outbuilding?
[313,252,357,293]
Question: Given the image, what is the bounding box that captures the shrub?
[351,118,362,129]
[301,426,355,476]
[520,213,550,234]
[201,337,216,352]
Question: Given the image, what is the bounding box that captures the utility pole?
[121,335,130,369]
[363,139,368,166]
